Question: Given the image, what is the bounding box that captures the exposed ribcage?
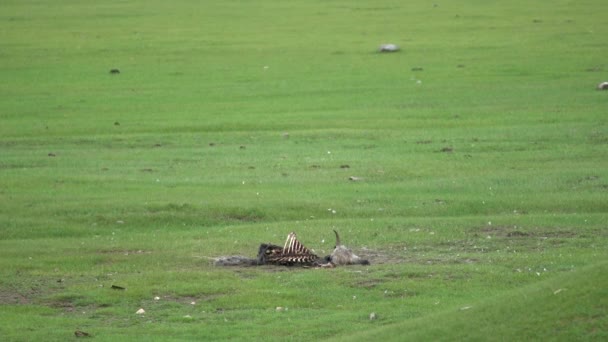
[261,232,318,265]
[283,232,312,255]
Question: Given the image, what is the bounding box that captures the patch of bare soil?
[0,288,32,305]
[357,247,405,265]
[358,246,478,266]
[46,297,81,312]
[0,278,56,306]
[477,226,583,239]
[1,276,103,314]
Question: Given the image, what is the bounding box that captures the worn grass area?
[1,0,607,340]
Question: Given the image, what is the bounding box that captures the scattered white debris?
[459,306,472,311]
[190,301,196,305]
[553,288,563,295]
[136,308,145,314]
[183,315,192,318]
[154,296,160,301]
[369,312,377,320]
[597,81,608,90]
[276,307,284,312]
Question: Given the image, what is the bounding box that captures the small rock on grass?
[379,44,399,52]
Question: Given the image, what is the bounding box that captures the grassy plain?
[1,0,607,340]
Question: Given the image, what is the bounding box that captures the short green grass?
[1,0,607,340]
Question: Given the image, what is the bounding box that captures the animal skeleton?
[257,232,320,266]
[213,231,369,267]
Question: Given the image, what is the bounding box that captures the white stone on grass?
[379,44,399,52]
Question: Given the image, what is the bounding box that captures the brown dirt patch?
[358,246,479,266]
[0,288,32,305]
[477,226,581,239]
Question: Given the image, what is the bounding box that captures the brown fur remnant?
[330,230,370,265]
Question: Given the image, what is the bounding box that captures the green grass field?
[1,0,607,340]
